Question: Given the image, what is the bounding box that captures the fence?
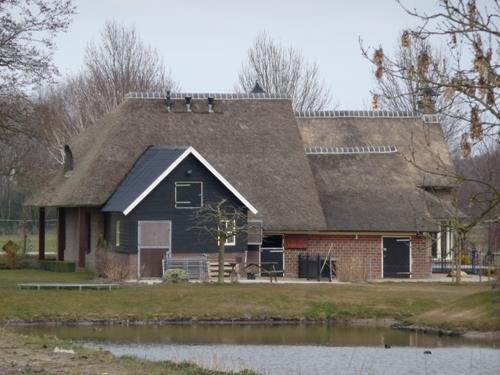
[163,255,210,282]
[298,254,336,281]
[0,218,57,254]
[432,250,497,275]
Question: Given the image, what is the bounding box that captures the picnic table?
[245,262,281,283]
[17,283,120,291]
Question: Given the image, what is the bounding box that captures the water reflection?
[14,324,500,348]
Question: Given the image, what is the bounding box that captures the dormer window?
[64,145,74,177]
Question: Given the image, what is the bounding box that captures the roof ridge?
[126,92,291,100]
[295,110,420,118]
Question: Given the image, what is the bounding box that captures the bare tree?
[368,36,463,153]
[363,0,500,283]
[82,21,179,120]
[190,199,248,284]
[237,32,332,111]
[40,21,180,163]
[0,0,75,139]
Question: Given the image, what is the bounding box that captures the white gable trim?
[123,146,258,216]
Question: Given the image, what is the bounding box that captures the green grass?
[0,233,57,253]
[0,269,498,331]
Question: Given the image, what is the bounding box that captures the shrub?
[163,268,189,283]
[95,235,109,277]
[336,257,369,282]
[39,260,76,272]
[1,240,21,269]
[103,258,130,281]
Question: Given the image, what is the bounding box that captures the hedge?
[39,260,76,272]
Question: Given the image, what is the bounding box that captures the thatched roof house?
[29,92,456,280]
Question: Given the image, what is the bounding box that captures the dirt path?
[0,328,251,375]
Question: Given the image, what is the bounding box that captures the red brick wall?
[410,235,432,278]
[285,235,382,279]
[284,234,431,279]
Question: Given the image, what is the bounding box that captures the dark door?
[261,248,284,277]
[140,249,166,277]
[383,238,410,278]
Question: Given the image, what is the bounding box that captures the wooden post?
[38,207,45,260]
[317,254,321,281]
[57,207,66,261]
[78,207,86,268]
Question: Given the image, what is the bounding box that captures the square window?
[175,182,203,209]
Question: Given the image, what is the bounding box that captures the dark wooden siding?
[104,154,248,254]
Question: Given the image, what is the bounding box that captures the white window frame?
[219,219,236,246]
[116,220,121,247]
[174,181,203,209]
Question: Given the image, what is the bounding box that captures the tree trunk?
[455,234,465,284]
[218,237,225,284]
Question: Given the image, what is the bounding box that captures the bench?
[17,283,120,291]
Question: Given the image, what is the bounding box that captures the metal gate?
[261,248,284,277]
[138,220,171,278]
[298,254,336,280]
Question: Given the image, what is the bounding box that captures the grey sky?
[52,0,437,109]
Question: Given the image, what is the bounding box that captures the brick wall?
[410,235,432,278]
[284,234,431,280]
[285,235,382,279]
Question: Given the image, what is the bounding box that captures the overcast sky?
[52,0,440,108]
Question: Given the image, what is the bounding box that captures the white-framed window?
[434,223,454,259]
[175,181,203,209]
[219,219,236,246]
[116,220,121,247]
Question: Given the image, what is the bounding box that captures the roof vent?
[208,97,214,113]
[185,96,192,112]
[250,81,266,94]
[63,145,74,177]
[165,91,172,112]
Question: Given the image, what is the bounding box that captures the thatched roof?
[27,93,326,231]
[297,112,455,232]
[297,113,455,188]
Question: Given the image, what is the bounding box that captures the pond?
[15,324,500,375]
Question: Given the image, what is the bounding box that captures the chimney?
[165,91,172,112]
[185,96,192,112]
[250,81,266,94]
[208,96,214,113]
[417,86,437,114]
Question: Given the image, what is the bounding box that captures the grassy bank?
[0,327,256,375]
[0,269,498,331]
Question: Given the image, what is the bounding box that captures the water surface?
[16,324,500,375]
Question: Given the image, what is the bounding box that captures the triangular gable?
[103,146,258,215]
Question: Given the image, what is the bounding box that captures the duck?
[424,350,432,355]
[384,344,391,349]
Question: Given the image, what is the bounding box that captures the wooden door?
[140,249,166,277]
